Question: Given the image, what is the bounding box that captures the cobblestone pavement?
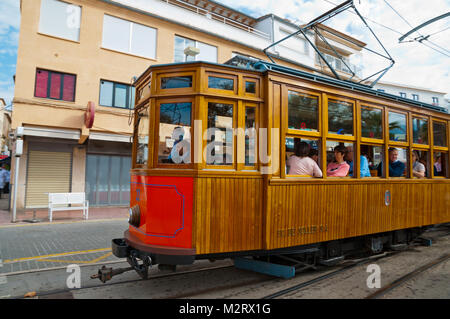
[0,219,129,274]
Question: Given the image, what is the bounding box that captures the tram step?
[233,257,296,279]
[319,256,344,266]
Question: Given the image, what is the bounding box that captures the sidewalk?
[0,195,128,226]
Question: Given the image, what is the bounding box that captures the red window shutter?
[62,74,75,101]
[49,73,62,99]
[35,70,49,98]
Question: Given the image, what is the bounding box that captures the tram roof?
[136,55,448,114]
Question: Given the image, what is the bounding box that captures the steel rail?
[261,251,398,299]
[365,253,450,299]
[262,229,450,299]
[9,264,234,299]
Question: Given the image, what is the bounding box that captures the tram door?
[85,154,131,206]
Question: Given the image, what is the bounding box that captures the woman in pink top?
[327,145,350,177]
[287,142,322,177]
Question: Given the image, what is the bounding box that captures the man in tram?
[345,146,371,177]
[377,147,405,177]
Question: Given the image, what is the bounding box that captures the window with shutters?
[35,69,76,102]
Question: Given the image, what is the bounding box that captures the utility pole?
[11,126,23,223]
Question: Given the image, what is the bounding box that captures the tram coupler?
[127,250,152,279]
[91,265,134,283]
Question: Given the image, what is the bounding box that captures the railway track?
[260,230,450,299]
[7,262,234,299]
[365,253,450,299]
[261,251,399,299]
[5,227,448,299]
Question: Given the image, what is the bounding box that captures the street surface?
[0,218,449,299]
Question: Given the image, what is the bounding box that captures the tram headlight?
[128,205,141,227]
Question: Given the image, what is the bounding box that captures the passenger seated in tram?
[434,154,442,176]
[377,147,405,177]
[308,148,319,164]
[327,145,350,177]
[412,151,426,178]
[345,146,371,177]
[287,141,322,177]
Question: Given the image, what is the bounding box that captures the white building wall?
[254,18,273,41]
[271,18,315,68]
[112,0,271,56]
[374,82,447,109]
[111,0,317,68]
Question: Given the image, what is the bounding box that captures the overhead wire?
[428,25,450,37]
[320,0,450,58]
[382,0,416,31]
[383,0,450,55]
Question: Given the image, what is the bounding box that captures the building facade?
[374,81,448,111]
[12,0,366,209]
[0,98,11,157]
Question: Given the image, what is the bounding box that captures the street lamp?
[184,46,200,61]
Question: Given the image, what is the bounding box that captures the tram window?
[161,76,192,89]
[360,145,383,177]
[412,118,428,145]
[433,152,448,177]
[208,76,234,91]
[135,107,149,165]
[245,107,257,166]
[412,150,430,178]
[433,121,447,147]
[245,81,256,94]
[328,100,353,136]
[388,112,407,142]
[361,106,382,139]
[326,141,352,177]
[288,91,318,132]
[207,102,234,165]
[285,137,321,177]
[378,147,408,177]
[158,102,192,164]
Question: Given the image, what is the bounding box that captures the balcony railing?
[161,0,270,40]
[315,52,362,78]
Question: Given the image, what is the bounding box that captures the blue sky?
[0,0,449,105]
[0,0,20,105]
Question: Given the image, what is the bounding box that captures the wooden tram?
[109,56,450,280]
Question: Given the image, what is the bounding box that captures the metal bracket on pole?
[11,127,23,223]
[262,0,395,87]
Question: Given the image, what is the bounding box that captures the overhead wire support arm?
[262,0,353,64]
[302,0,353,29]
[350,2,395,86]
[312,25,356,80]
[263,29,305,63]
[262,0,396,87]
